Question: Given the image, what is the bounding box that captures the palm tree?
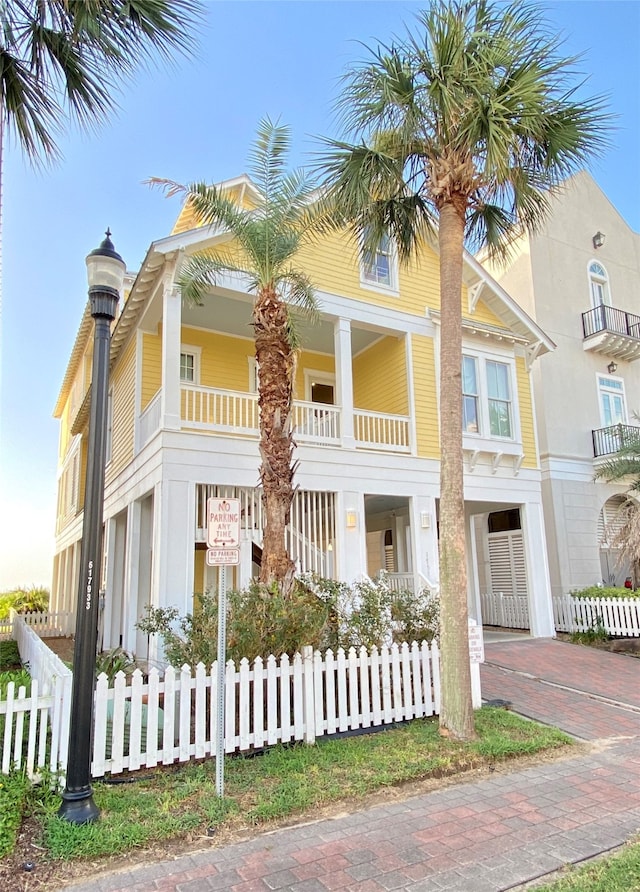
[317,0,610,739]
[0,0,201,164]
[150,118,319,594]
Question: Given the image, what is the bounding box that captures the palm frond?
[0,0,202,163]
[178,251,249,306]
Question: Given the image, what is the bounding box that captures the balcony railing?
[177,385,411,453]
[583,305,640,340]
[592,423,640,458]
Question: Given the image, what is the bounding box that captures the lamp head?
[86,229,126,293]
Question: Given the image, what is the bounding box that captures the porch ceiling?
[181,293,382,356]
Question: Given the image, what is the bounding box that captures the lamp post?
[58,231,125,824]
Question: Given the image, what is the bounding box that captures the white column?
[335,491,367,583]
[122,500,142,654]
[466,514,482,625]
[161,282,182,431]
[102,517,118,650]
[521,501,556,637]
[149,478,195,665]
[409,495,439,590]
[334,318,355,449]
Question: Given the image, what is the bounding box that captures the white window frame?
[304,369,336,404]
[359,229,399,295]
[180,344,201,385]
[248,356,259,393]
[461,349,520,448]
[597,373,627,428]
[588,260,611,309]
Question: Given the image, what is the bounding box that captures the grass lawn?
[536,838,640,891]
[8,706,572,863]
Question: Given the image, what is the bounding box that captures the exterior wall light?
[346,511,357,529]
[593,231,606,249]
[607,361,618,375]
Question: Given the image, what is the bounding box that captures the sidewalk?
[58,640,640,892]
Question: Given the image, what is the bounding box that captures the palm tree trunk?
[437,199,476,741]
[253,285,297,593]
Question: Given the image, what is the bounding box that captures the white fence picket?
[2,630,457,780]
[553,593,640,637]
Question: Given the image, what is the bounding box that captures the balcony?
[138,385,411,454]
[582,305,640,361]
[592,423,640,458]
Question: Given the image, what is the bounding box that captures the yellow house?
[52,175,556,664]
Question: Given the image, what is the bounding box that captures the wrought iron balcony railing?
[583,304,640,340]
[592,423,640,458]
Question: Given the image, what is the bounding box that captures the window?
[589,261,610,308]
[462,354,514,440]
[487,361,512,438]
[462,356,479,433]
[360,229,398,292]
[180,345,201,384]
[180,352,195,382]
[597,374,626,427]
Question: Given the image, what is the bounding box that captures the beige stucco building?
[487,171,640,597]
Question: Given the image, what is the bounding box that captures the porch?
[138,385,412,454]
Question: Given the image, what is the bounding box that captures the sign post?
[206,498,241,798]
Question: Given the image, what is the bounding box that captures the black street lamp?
[58,232,125,824]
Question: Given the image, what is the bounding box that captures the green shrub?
[96,648,136,682]
[0,586,50,620]
[137,579,331,666]
[0,640,21,670]
[569,585,640,600]
[0,668,31,697]
[391,586,440,646]
[138,575,442,668]
[570,616,609,645]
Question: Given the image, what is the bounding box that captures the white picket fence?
[91,641,458,778]
[0,610,74,641]
[553,594,640,637]
[1,614,483,781]
[0,613,72,779]
[479,592,530,630]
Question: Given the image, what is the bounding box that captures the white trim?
[588,258,611,308]
[596,372,627,427]
[462,346,521,446]
[304,369,336,403]
[248,356,258,393]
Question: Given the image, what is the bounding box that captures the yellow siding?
[141,332,162,409]
[297,232,442,317]
[515,356,537,469]
[411,335,440,459]
[463,295,505,328]
[106,337,136,483]
[182,326,254,391]
[294,351,335,400]
[353,337,408,414]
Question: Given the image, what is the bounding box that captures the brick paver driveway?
[59,639,640,892]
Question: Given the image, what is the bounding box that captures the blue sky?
[0,0,638,590]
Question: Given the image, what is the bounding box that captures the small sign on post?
[207,497,241,549]
[205,498,241,800]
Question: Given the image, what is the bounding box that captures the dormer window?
[360,229,398,293]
